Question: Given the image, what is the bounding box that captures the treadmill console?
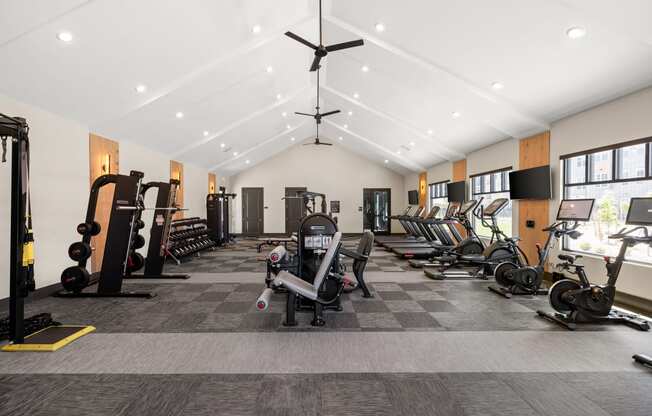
[459,200,478,215]
[445,202,461,218]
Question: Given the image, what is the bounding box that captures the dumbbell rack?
[167,217,216,264]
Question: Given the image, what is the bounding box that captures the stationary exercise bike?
[490,199,594,298]
[537,197,652,331]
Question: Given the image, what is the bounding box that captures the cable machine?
[0,114,93,351]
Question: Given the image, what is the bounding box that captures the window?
[428,181,449,217]
[470,167,512,237]
[562,138,652,264]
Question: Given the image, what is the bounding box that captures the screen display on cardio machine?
[304,234,332,249]
[556,199,594,221]
[626,197,652,225]
[459,200,477,214]
[482,198,508,217]
[445,202,461,218]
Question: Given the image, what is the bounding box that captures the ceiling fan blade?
[284,31,318,49]
[321,110,341,117]
[309,55,322,72]
[318,142,333,146]
[294,112,315,117]
[325,39,364,52]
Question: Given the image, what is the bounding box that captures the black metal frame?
[561,137,652,256]
[363,187,391,235]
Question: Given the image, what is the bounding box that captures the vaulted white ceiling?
[1,0,652,176]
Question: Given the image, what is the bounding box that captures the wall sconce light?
[101,153,111,174]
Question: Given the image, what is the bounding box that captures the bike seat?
[558,253,581,264]
[505,237,521,243]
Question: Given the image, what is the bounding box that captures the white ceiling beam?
[91,14,315,127]
[321,85,465,161]
[210,121,310,171]
[324,14,550,132]
[173,85,311,158]
[324,120,425,172]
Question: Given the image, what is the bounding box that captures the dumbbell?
[61,266,91,293]
[127,252,145,273]
[131,234,146,249]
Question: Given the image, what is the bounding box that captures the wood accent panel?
[208,173,216,194]
[418,172,427,208]
[89,133,119,273]
[518,131,551,268]
[452,159,467,182]
[170,160,184,220]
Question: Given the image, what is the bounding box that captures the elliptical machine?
[490,199,594,298]
[537,197,652,331]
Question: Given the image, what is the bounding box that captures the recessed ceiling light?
[282,112,287,117]
[220,143,226,148]
[245,159,250,164]
[397,150,401,155]
[252,25,261,34]
[452,111,461,118]
[338,136,343,141]
[135,84,147,93]
[286,124,291,129]
[491,82,504,90]
[384,159,389,163]
[57,31,73,42]
[203,131,209,137]
[290,137,296,141]
[343,124,348,129]
[348,110,353,116]
[175,112,184,119]
[409,141,415,146]
[266,66,274,73]
[566,26,586,39]
[276,93,282,100]
[233,151,238,156]
[361,65,369,72]
[375,23,386,32]
[353,92,360,99]
[427,129,433,135]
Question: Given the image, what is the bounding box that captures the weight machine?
[1,114,93,351]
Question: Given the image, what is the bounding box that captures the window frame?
[561,137,652,260]
[469,166,512,237]
[428,180,449,214]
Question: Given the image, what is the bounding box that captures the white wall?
[427,162,452,184]
[183,163,208,220]
[225,144,405,234]
[550,86,652,300]
[0,93,89,299]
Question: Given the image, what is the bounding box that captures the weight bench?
[256,234,297,253]
[340,231,374,298]
[256,232,344,326]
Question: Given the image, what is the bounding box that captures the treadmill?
[375,206,417,245]
[382,206,440,250]
[378,206,426,247]
[394,201,477,259]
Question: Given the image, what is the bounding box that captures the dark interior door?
[285,187,307,234]
[242,187,264,236]
[363,188,391,235]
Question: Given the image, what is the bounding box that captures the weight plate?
[61,266,90,293]
[68,241,92,262]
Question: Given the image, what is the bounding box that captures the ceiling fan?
[300,70,335,146]
[285,0,364,71]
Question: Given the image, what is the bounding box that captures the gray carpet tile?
[1,373,649,416]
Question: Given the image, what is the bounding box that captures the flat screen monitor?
[445,202,461,218]
[483,198,508,217]
[556,199,594,222]
[408,190,419,205]
[447,181,466,202]
[626,197,652,225]
[509,166,551,200]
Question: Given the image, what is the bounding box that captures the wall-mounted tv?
[509,165,551,200]
[447,181,466,202]
[408,190,419,205]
